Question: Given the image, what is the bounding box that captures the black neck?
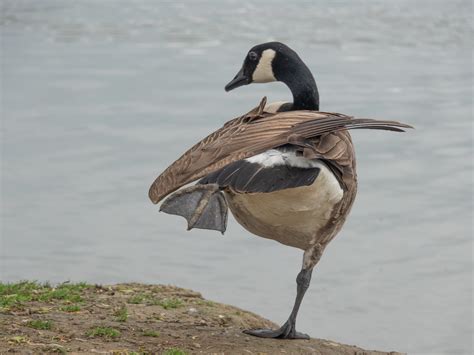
[289,77,319,111]
[284,68,319,111]
[275,57,320,111]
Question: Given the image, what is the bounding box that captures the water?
[1,1,472,353]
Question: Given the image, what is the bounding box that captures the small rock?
[188,307,198,315]
[217,314,231,325]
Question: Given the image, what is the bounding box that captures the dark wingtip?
[357,118,415,130]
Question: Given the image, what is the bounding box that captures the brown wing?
[149,97,412,204]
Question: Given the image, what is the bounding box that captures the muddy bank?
[0,282,403,354]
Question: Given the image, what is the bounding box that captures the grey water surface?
[1,1,472,354]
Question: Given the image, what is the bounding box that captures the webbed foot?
[160,184,228,234]
[244,320,309,339]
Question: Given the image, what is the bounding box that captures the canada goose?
[149,42,411,339]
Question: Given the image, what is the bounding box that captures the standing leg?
[244,243,325,339]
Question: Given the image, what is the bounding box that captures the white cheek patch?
[252,49,276,83]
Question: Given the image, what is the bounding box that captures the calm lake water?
[1,1,472,354]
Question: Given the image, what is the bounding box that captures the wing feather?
[149,97,412,204]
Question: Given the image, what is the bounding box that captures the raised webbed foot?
[243,320,309,340]
[160,183,228,234]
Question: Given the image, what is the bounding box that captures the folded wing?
[149,97,412,204]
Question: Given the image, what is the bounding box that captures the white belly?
[225,161,343,250]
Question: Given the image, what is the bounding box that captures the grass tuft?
[127,294,145,304]
[0,281,38,309]
[86,326,120,339]
[114,305,128,322]
[0,281,89,310]
[60,304,81,312]
[158,298,183,310]
[163,348,188,355]
[28,319,53,330]
[142,329,160,337]
[8,335,28,344]
[49,345,67,354]
[196,299,215,307]
[127,293,183,309]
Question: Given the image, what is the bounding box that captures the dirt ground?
[0,282,404,354]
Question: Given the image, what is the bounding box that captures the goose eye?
[248,51,258,61]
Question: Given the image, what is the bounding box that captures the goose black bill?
[225,67,250,91]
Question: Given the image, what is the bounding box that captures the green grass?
[0,281,38,309]
[142,329,160,337]
[127,294,146,304]
[60,304,81,312]
[86,326,120,339]
[127,293,183,309]
[158,298,183,310]
[8,335,28,344]
[49,345,67,354]
[196,299,216,307]
[114,305,128,322]
[163,348,187,355]
[0,281,90,310]
[27,319,53,330]
[38,289,82,303]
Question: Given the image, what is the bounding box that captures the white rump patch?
[245,149,343,203]
[246,149,319,168]
[252,49,276,83]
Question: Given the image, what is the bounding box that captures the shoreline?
[0,282,403,354]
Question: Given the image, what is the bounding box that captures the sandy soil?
[0,283,404,354]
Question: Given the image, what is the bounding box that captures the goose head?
[225,42,319,110]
